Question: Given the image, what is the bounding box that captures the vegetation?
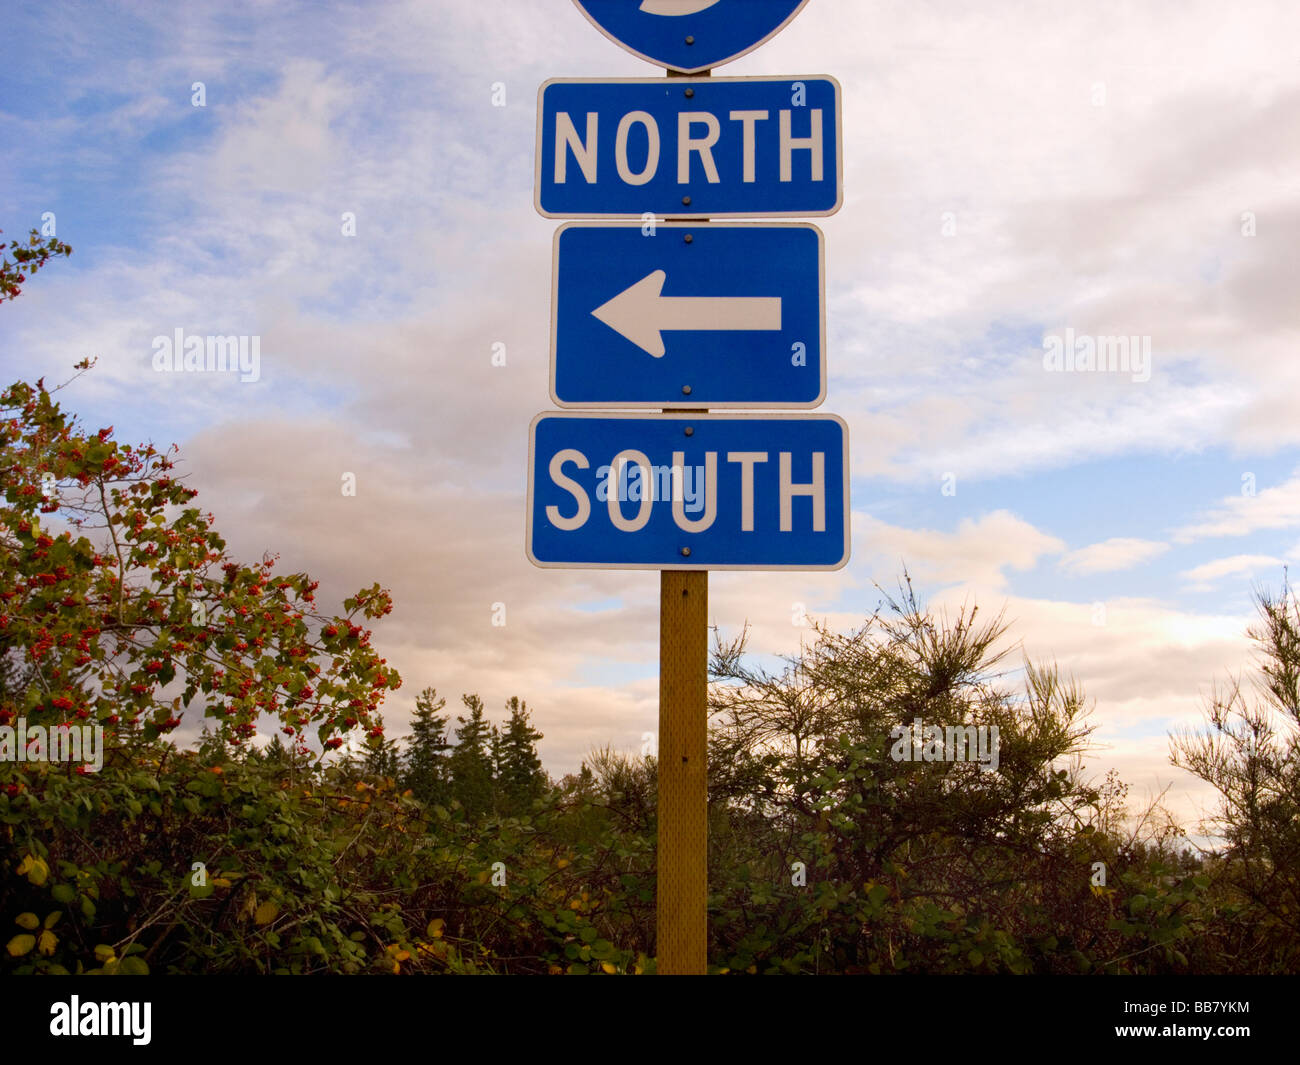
[1,229,1295,974]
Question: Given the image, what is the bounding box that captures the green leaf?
[6,934,36,957]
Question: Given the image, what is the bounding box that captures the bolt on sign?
[527,0,847,974]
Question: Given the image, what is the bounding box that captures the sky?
[2,0,1298,842]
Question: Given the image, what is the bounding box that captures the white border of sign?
[533,75,844,220]
[570,0,813,75]
[525,411,851,571]
[549,221,827,410]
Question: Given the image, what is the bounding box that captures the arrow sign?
[592,270,782,358]
[552,222,825,408]
[536,76,841,219]
[527,412,850,570]
[572,0,811,74]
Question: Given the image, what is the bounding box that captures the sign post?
[531,0,843,975]
[657,567,708,974]
[663,48,711,970]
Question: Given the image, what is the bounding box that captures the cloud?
[1180,554,1286,588]
[1060,538,1169,576]
[855,510,1064,593]
[1174,471,1300,542]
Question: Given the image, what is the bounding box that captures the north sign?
[527,412,849,570]
[552,222,824,408]
[536,76,842,218]
[571,0,811,75]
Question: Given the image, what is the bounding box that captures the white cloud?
[1181,554,1286,587]
[1060,538,1169,576]
[854,510,1064,593]
[1174,471,1300,542]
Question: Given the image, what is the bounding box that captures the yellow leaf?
[16,854,48,886]
[37,930,57,956]
[254,900,279,926]
[211,878,232,888]
[601,962,616,974]
[15,913,38,930]
[548,964,563,975]
[6,934,35,957]
[426,918,445,938]
[395,949,410,962]
[557,858,570,869]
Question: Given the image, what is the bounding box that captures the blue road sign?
[536,76,841,218]
[527,413,849,570]
[553,222,824,408]
[571,0,811,75]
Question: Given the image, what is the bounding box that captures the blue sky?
[3,0,1299,838]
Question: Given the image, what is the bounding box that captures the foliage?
[0,228,72,304]
[401,688,451,807]
[1170,580,1300,972]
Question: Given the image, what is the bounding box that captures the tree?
[360,712,401,779]
[0,359,402,755]
[449,694,495,817]
[0,228,71,303]
[496,696,546,813]
[402,686,451,805]
[1170,578,1300,971]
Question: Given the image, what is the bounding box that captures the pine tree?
[261,732,291,766]
[402,687,452,806]
[361,712,402,780]
[496,696,546,813]
[449,694,495,817]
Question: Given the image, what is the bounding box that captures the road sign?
[552,222,824,408]
[527,412,849,569]
[536,76,841,218]
[571,0,811,75]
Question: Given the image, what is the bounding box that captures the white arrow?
[639,0,723,15]
[591,270,782,358]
